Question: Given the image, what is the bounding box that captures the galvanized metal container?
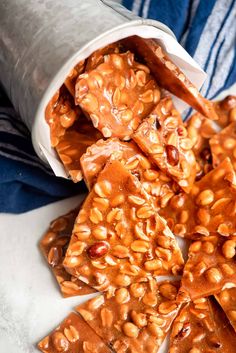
[0,0,206,177]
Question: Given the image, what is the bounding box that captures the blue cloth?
[123,0,236,98]
[0,86,86,213]
[0,0,235,213]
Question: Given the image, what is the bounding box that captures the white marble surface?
[0,195,97,353]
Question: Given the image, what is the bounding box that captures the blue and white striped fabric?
[123,0,236,98]
[0,0,235,213]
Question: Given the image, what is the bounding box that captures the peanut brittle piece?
[215,287,236,332]
[40,208,95,297]
[56,119,102,182]
[169,297,236,353]
[63,160,184,292]
[214,95,236,127]
[121,36,218,120]
[85,42,121,71]
[76,280,180,353]
[186,112,217,180]
[38,312,111,353]
[64,61,85,97]
[80,137,177,209]
[186,96,236,180]
[45,86,79,147]
[210,122,236,170]
[75,51,160,140]
[45,86,102,182]
[180,234,236,300]
[159,158,236,238]
[133,96,196,193]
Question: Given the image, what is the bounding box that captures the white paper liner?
[32,23,206,178]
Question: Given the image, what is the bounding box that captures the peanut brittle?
[75,51,160,140]
[186,112,216,180]
[45,86,79,147]
[80,137,177,209]
[215,287,236,332]
[133,96,196,193]
[40,208,95,297]
[45,86,102,182]
[180,234,236,300]
[121,36,218,120]
[159,158,236,238]
[64,61,86,97]
[56,119,102,182]
[38,312,111,353]
[63,160,184,292]
[210,122,236,171]
[169,297,236,353]
[186,96,236,180]
[76,280,180,353]
[214,95,236,127]
[85,42,121,71]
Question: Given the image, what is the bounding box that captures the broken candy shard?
[180,234,236,300]
[133,96,197,193]
[38,312,111,353]
[122,36,218,120]
[76,280,180,353]
[63,159,184,292]
[40,208,96,297]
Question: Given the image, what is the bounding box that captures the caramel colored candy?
[180,234,236,300]
[121,36,218,120]
[63,160,184,291]
[45,86,79,147]
[186,95,236,181]
[75,51,160,140]
[159,158,236,238]
[38,312,111,353]
[133,96,197,193]
[169,297,236,353]
[56,119,102,182]
[186,112,216,180]
[40,208,95,297]
[80,137,176,209]
[64,61,85,97]
[210,122,236,171]
[45,86,102,182]
[215,95,236,127]
[215,287,236,332]
[85,42,121,71]
[76,280,180,352]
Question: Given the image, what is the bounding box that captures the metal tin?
[0,0,206,177]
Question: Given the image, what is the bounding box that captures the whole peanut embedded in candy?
[87,242,109,259]
[166,145,179,166]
